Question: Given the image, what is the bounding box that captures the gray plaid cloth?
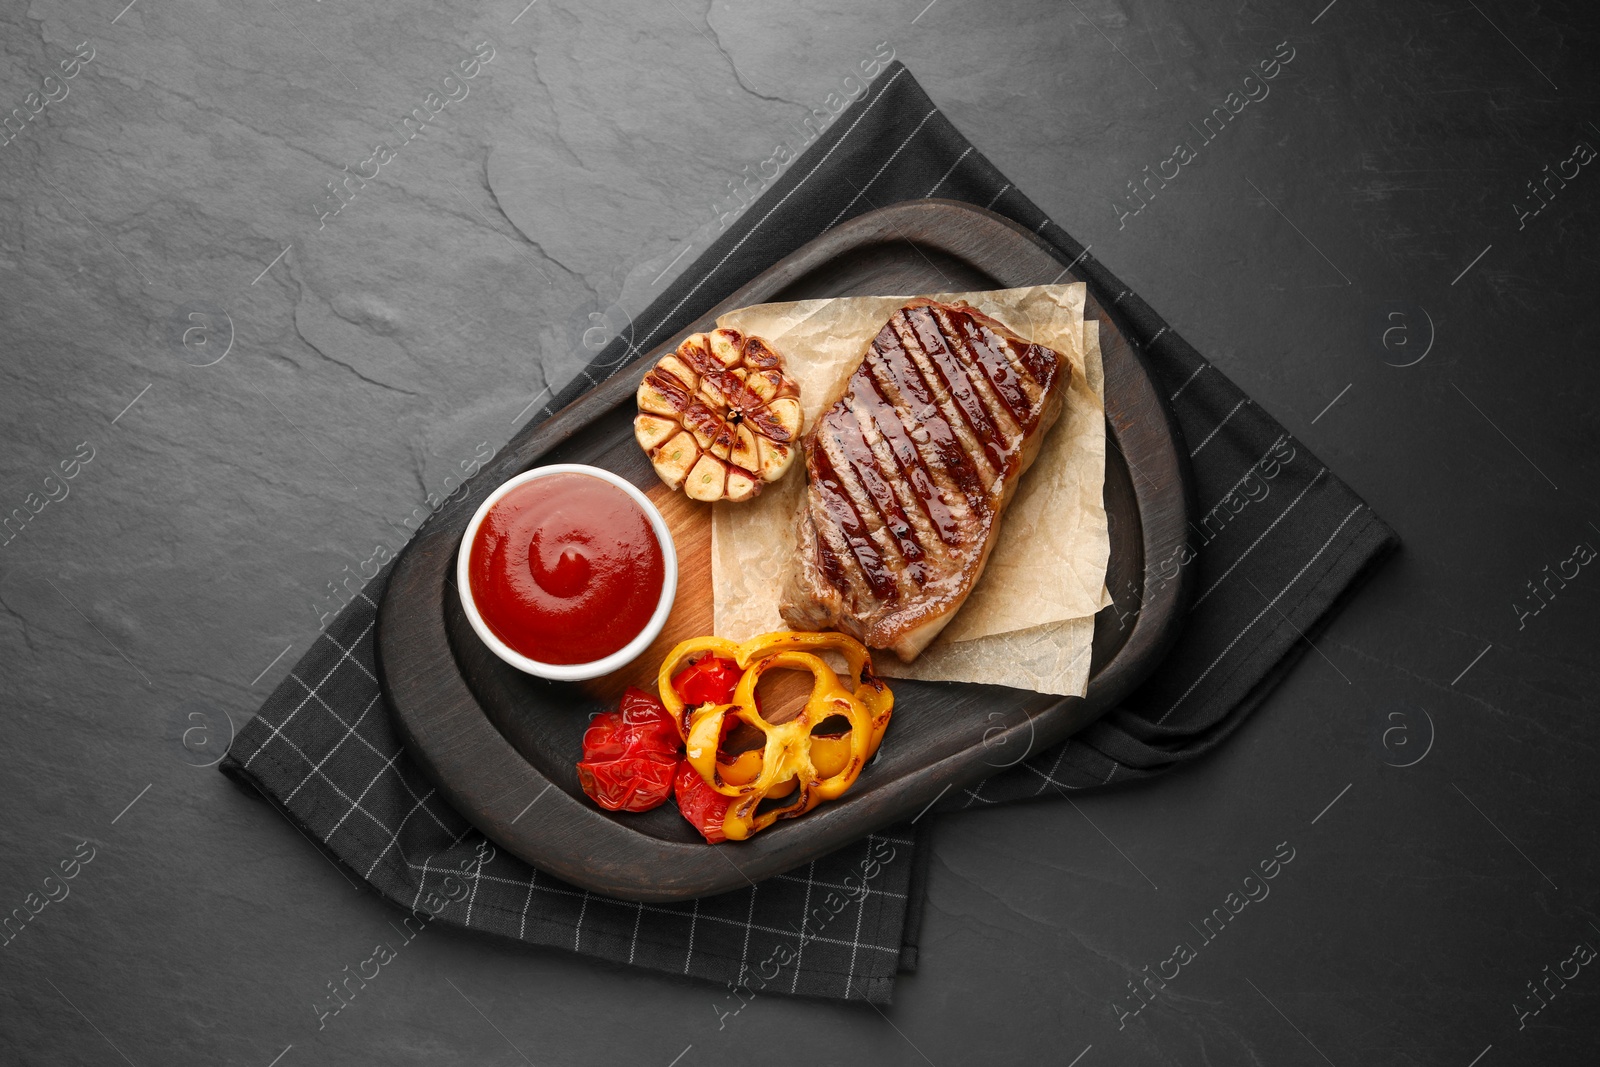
[222,62,1396,1006]
[226,594,915,1004]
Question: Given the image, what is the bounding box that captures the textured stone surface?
[2,1,1598,1064]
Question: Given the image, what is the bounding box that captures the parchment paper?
[710,284,1110,697]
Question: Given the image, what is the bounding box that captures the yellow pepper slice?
[658,630,894,841]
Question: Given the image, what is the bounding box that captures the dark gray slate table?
[2,1,1596,1064]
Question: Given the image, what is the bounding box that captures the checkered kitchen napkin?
[222,62,1397,1003]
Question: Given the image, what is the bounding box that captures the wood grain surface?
[577,479,713,706]
[375,200,1195,901]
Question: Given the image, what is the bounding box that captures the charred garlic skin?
[634,328,803,502]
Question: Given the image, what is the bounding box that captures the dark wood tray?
[376,200,1194,902]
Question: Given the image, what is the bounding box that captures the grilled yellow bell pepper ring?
[657,631,894,841]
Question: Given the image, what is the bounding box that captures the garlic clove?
[634,413,677,451]
[685,454,729,501]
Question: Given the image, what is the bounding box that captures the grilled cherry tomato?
[671,655,743,708]
[576,688,682,812]
[674,759,731,843]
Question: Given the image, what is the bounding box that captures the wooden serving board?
[376,201,1195,902]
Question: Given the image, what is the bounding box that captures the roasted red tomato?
[671,655,742,709]
[576,688,683,812]
[674,760,731,843]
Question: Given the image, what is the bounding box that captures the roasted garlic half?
[634,329,803,502]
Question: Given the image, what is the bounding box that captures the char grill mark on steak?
[891,318,1000,493]
[781,299,1069,660]
[822,420,928,588]
[865,325,986,507]
[845,371,963,546]
[847,396,945,569]
[950,309,1039,422]
[927,307,1029,439]
[807,441,896,603]
[818,430,906,602]
[900,307,1008,475]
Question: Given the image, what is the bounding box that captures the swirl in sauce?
[469,473,664,665]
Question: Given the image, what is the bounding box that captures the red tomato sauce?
[468,473,665,665]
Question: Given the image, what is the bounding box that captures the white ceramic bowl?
[456,464,678,681]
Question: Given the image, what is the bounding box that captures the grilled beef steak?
[779,299,1069,661]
